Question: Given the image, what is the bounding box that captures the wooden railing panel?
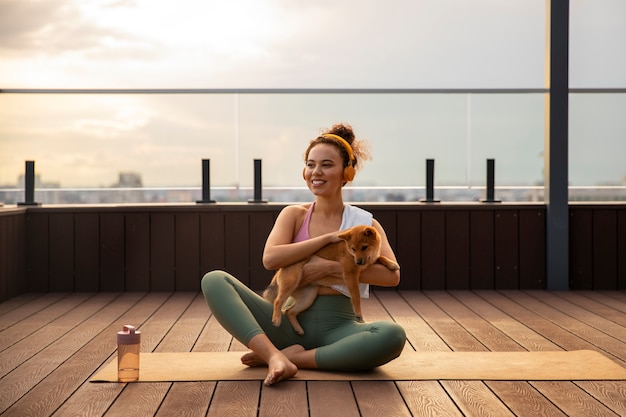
[224,211,250,286]
[396,210,421,290]
[5,202,623,296]
[592,209,618,290]
[446,210,471,289]
[248,211,276,290]
[421,210,446,290]
[176,213,201,291]
[518,209,546,289]
[25,212,49,292]
[49,212,74,292]
[494,211,520,289]
[74,212,100,292]
[0,209,26,301]
[151,212,176,291]
[100,212,125,291]
[125,212,150,291]
[470,210,495,289]
[569,208,593,289]
[199,211,225,276]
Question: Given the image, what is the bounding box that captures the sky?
[0,0,625,188]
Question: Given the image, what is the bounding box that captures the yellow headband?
[321,133,355,166]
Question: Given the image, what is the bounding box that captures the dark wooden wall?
[0,208,26,301]
[1,203,625,301]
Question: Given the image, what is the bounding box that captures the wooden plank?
[0,293,115,414]
[396,381,463,417]
[445,210,470,289]
[421,211,445,290]
[494,210,519,289]
[486,381,567,416]
[308,381,360,417]
[206,381,259,417]
[377,291,450,352]
[47,293,170,417]
[401,291,484,351]
[470,210,494,289]
[25,212,49,292]
[519,209,546,289]
[523,291,626,364]
[352,381,412,417]
[0,293,90,375]
[156,381,215,417]
[200,211,225,275]
[441,380,515,417]
[0,293,58,326]
[426,291,524,351]
[480,291,616,359]
[125,213,150,291]
[592,209,618,289]
[258,381,308,417]
[575,381,626,416]
[74,212,100,291]
[531,381,618,417]
[104,383,171,417]
[100,213,125,291]
[569,208,593,289]
[396,210,421,290]
[175,213,201,291]
[451,291,561,351]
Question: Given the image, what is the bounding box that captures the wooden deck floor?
[1,290,625,417]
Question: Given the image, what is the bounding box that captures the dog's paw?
[385,261,400,271]
[355,315,365,323]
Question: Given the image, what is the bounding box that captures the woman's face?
[304,143,345,195]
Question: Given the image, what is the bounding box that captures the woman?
[201,123,406,386]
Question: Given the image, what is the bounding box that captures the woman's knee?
[201,270,231,298]
[377,322,407,355]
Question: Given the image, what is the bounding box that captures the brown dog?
[263,225,400,335]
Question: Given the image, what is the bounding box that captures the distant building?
[113,172,143,188]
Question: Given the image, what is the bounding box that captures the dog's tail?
[262,281,278,301]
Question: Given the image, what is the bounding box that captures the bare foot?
[265,353,298,386]
[241,344,305,368]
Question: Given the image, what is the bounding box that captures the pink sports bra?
[293,203,314,242]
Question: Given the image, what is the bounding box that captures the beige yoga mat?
[91,350,626,382]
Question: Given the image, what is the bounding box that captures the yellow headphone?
[302,133,356,182]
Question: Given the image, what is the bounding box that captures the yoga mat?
[91,350,626,382]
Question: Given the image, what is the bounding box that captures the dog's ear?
[364,227,376,237]
[337,230,351,241]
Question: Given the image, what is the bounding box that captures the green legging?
[201,270,406,371]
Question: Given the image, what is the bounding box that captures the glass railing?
[1,89,625,204]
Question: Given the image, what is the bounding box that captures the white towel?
[330,205,373,299]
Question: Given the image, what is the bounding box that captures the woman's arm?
[262,205,339,270]
[301,219,401,287]
[354,219,400,287]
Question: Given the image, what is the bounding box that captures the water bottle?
[117,325,140,382]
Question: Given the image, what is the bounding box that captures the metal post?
[421,159,440,203]
[17,160,41,206]
[196,159,216,204]
[481,159,500,203]
[248,159,267,203]
[545,0,569,290]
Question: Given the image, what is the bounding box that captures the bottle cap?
[117,324,141,345]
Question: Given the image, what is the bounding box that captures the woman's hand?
[300,255,342,286]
